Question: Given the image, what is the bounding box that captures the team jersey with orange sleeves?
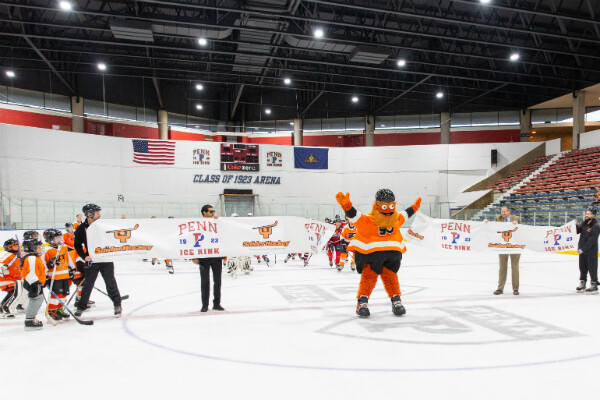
[347,202,420,255]
[22,255,47,286]
[44,246,73,281]
[63,232,75,249]
[341,223,357,243]
[0,251,22,290]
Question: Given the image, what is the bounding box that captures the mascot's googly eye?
[381,205,388,210]
[389,204,395,210]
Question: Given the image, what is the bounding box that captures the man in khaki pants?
[484,206,521,295]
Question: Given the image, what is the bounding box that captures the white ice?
[1,245,597,400]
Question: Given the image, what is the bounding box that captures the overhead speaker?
[491,149,498,165]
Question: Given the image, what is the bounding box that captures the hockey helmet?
[3,238,19,254]
[82,203,101,218]
[43,228,63,245]
[231,213,239,217]
[22,239,42,255]
[23,230,38,241]
[65,222,74,229]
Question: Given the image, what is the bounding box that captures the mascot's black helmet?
[375,189,395,202]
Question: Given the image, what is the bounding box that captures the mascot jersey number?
[336,189,421,317]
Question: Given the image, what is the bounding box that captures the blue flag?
[294,147,329,169]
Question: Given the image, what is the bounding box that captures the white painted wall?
[0,124,541,227]
[579,129,600,150]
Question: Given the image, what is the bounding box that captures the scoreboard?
[220,143,260,172]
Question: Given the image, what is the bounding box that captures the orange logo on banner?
[498,227,518,242]
[253,221,278,239]
[408,229,424,240]
[106,224,140,243]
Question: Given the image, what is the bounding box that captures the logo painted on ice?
[193,233,205,247]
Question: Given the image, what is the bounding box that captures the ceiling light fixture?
[436,92,444,99]
[265,108,272,115]
[397,59,406,67]
[351,96,359,103]
[314,28,324,39]
[284,78,292,85]
[5,70,15,78]
[59,1,72,11]
[195,84,204,91]
[97,63,107,71]
[510,53,520,61]
[196,104,203,110]
[198,38,208,46]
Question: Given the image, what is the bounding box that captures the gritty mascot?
[336,189,421,317]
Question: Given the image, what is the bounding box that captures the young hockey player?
[43,228,72,322]
[23,230,39,241]
[21,239,46,330]
[326,218,343,269]
[64,223,75,250]
[0,239,23,318]
[336,189,421,317]
[340,220,357,271]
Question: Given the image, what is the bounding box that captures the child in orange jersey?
[21,239,46,330]
[64,223,75,250]
[340,219,357,272]
[336,189,421,317]
[43,228,72,322]
[0,239,23,318]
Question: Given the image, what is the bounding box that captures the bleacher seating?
[486,155,552,191]
[477,146,600,226]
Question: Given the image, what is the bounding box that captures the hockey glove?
[336,192,353,211]
[412,197,422,212]
[68,268,75,280]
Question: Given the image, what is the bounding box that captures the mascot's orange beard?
[369,202,398,229]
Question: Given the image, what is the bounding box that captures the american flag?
[132,139,176,165]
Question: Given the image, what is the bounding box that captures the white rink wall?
[0,123,540,227]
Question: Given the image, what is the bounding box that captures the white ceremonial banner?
[406,212,578,254]
[87,217,333,261]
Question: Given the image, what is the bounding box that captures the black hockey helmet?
[43,228,63,244]
[375,188,395,203]
[83,203,101,218]
[22,239,42,254]
[23,230,38,241]
[3,238,19,254]
[65,222,74,229]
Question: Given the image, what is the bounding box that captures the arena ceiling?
[1,0,599,123]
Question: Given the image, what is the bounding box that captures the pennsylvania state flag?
[294,147,329,169]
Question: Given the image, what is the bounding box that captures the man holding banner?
[576,208,599,294]
[485,206,521,296]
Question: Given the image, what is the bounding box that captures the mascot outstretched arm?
[336,189,421,317]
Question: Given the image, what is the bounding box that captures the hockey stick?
[49,290,93,325]
[66,279,84,306]
[94,286,129,301]
[41,291,59,327]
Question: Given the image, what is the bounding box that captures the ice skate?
[585,281,598,295]
[391,295,406,316]
[24,318,43,331]
[576,280,586,293]
[356,296,370,317]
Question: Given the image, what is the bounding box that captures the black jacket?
[577,218,600,255]
[74,220,90,260]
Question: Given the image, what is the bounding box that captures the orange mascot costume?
[336,189,421,317]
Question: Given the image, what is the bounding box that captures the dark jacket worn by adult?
[577,218,600,254]
[73,220,90,260]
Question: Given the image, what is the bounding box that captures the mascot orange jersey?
[336,188,421,318]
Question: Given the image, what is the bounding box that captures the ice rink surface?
[2,244,598,399]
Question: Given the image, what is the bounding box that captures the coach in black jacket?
[192,204,225,312]
[74,204,123,316]
[576,208,600,294]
